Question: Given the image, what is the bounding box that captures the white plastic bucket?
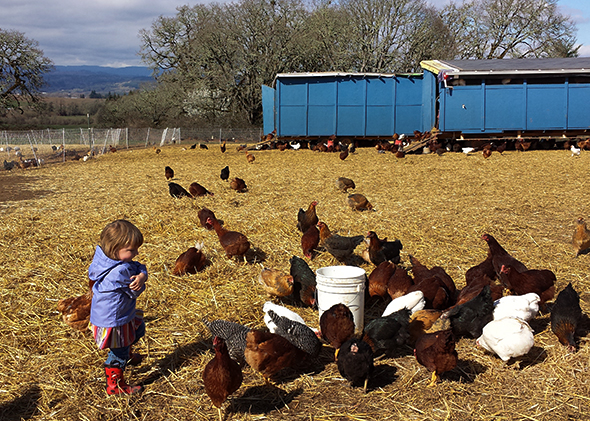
[316,265,366,332]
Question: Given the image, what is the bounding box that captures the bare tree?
[0,29,53,112]
[441,0,579,59]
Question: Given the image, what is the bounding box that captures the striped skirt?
[91,316,143,350]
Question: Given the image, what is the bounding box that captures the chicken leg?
[427,371,439,388]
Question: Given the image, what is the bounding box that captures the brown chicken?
[387,265,414,299]
[347,194,373,211]
[229,177,247,193]
[57,280,94,331]
[496,141,507,154]
[259,267,294,298]
[245,151,255,163]
[481,233,528,282]
[453,277,503,308]
[368,261,396,298]
[198,207,217,230]
[301,225,320,259]
[320,303,356,353]
[414,329,458,387]
[366,231,403,265]
[500,265,556,305]
[407,276,452,311]
[408,309,443,345]
[297,201,319,233]
[339,147,349,161]
[336,177,356,193]
[572,217,590,256]
[207,217,250,260]
[551,283,582,351]
[482,148,492,158]
[189,182,214,197]
[244,329,305,383]
[465,252,496,286]
[165,166,174,180]
[172,243,207,275]
[317,221,364,263]
[203,336,243,421]
[409,255,456,299]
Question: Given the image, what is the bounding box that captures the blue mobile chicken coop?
[262,72,435,139]
[263,58,590,143]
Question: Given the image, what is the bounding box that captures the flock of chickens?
[55,143,590,419]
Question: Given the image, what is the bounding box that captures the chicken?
[496,141,507,154]
[207,217,250,260]
[551,283,582,351]
[363,308,411,357]
[289,255,317,307]
[337,337,374,393]
[230,177,247,193]
[339,146,349,161]
[465,252,497,286]
[301,224,320,259]
[258,267,294,298]
[189,182,214,197]
[154,147,162,154]
[347,193,373,211]
[335,177,355,193]
[382,291,425,317]
[571,144,581,157]
[203,337,243,421]
[198,207,218,230]
[482,148,492,158]
[220,142,226,153]
[57,280,94,331]
[245,151,255,164]
[169,182,191,198]
[109,145,117,153]
[263,302,306,331]
[368,261,396,298]
[297,201,319,233]
[387,265,414,299]
[408,309,443,344]
[264,309,322,357]
[172,242,207,275]
[317,222,364,263]
[244,329,306,383]
[366,231,403,265]
[481,233,528,281]
[202,319,250,364]
[320,303,355,351]
[493,293,540,322]
[443,285,494,338]
[165,166,174,180]
[477,317,535,362]
[409,255,456,298]
[414,329,458,387]
[220,165,229,182]
[572,217,590,256]
[499,265,556,306]
[453,276,503,307]
[200,143,209,149]
[407,276,452,311]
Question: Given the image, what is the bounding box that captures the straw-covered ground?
[1,143,590,421]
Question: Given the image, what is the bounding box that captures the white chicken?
[382,291,425,317]
[262,301,306,333]
[290,141,301,150]
[571,144,581,157]
[493,293,540,322]
[477,317,534,362]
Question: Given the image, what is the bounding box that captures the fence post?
[62,128,66,163]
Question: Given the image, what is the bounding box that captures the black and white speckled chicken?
[202,319,251,364]
[265,309,322,357]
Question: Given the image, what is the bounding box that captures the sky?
[0,0,588,67]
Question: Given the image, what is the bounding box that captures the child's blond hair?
[99,219,144,260]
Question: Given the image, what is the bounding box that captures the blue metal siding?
[484,86,525,131]
[273,74,424,138]
[526,84,567,130]
[568,84,590,129]
[441,86,483,132]
[262,84,275,136]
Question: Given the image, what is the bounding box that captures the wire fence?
[1,127,265,169]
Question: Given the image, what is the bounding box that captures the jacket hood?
[88,246,124,282]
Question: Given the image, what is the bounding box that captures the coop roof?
[421,58,590,77]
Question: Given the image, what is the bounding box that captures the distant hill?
[43,65,155,96]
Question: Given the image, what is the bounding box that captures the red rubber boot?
[104,364,143,395]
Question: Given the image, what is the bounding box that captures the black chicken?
[551,283,582,351]
[220,166,230,182]
[165,166,174,180]
[289,256,317,307]
[366,231,403,265]
[363,308,411,357]
[443,285,493,338]
[337,337,374,393]
[169,182,191,198]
